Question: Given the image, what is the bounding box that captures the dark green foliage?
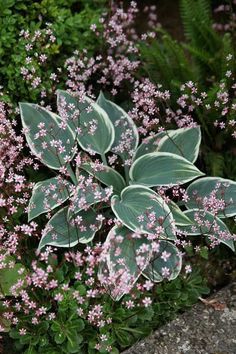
[139,0,236,178]
[0,0,106,105]
[9,270,209,353]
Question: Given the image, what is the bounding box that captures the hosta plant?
[19,90,236,300]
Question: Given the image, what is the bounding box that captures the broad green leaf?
[57,90,115,155]
[180,209,235,251]
[19,103,76,169]
[134,131,172,160]
[169,201,193,226]
[57,89,80,131]
[97,91,139,159]
[158,126,201,163]
[69,183,110,216]
[130,152,204,187]
[81,162,126,194]
[98,226,152,300]
[186,177,236,218]
[39,207,102,249]
[143,240,182,282]
[28,177,73,221]
[111,185,176,239]
[0,257,26,296]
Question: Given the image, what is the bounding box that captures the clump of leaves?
[19,90,236,300]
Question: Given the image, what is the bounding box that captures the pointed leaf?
[28,177,73,221]
[111,185,176,239]
[81,162,126,194]
[158,126,201,163]
[180,209,235,251]
[68,183,111,216]
[130,152,204,187]
[143,240,182,282]
[169,201,193,226]
[97,91,139,159]
[57,90,115,155]
[98,226,152,300]
[19,103,76,169]
[186,177,236,218]
[134,131,172,160]
[39,207,102,249]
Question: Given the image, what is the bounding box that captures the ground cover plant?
[1,1,236,353]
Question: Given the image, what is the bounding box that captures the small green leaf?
[130,152,204,187]
[0,257,26,296]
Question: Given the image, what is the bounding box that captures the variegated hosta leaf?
[81,162,126,194]
[97,91,139,159]
[130,152,204,187]
[111,185,176,240]
[39,207,102,249]
[180,209,235,251]
[134,131,173,160]
[168,201,193,226]
[19,103,76,169]
[186,177,236,218]
[158,126,201,163]
[98,226,152,301]
[68,182,112,217]
[57,89,80,131]
[28,177,73,221]
[57,90,115,155]
[143,240,182,282]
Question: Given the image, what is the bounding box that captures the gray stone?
[124,283,236,354]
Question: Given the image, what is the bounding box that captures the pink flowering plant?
[18,89,235,303]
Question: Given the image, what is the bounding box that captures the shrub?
[0,0,106,106]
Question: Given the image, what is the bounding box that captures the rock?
[123,283,236,354]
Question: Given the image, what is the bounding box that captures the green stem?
[67,164,77,185]
[124,165,130,184]
[101,153,108,166]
